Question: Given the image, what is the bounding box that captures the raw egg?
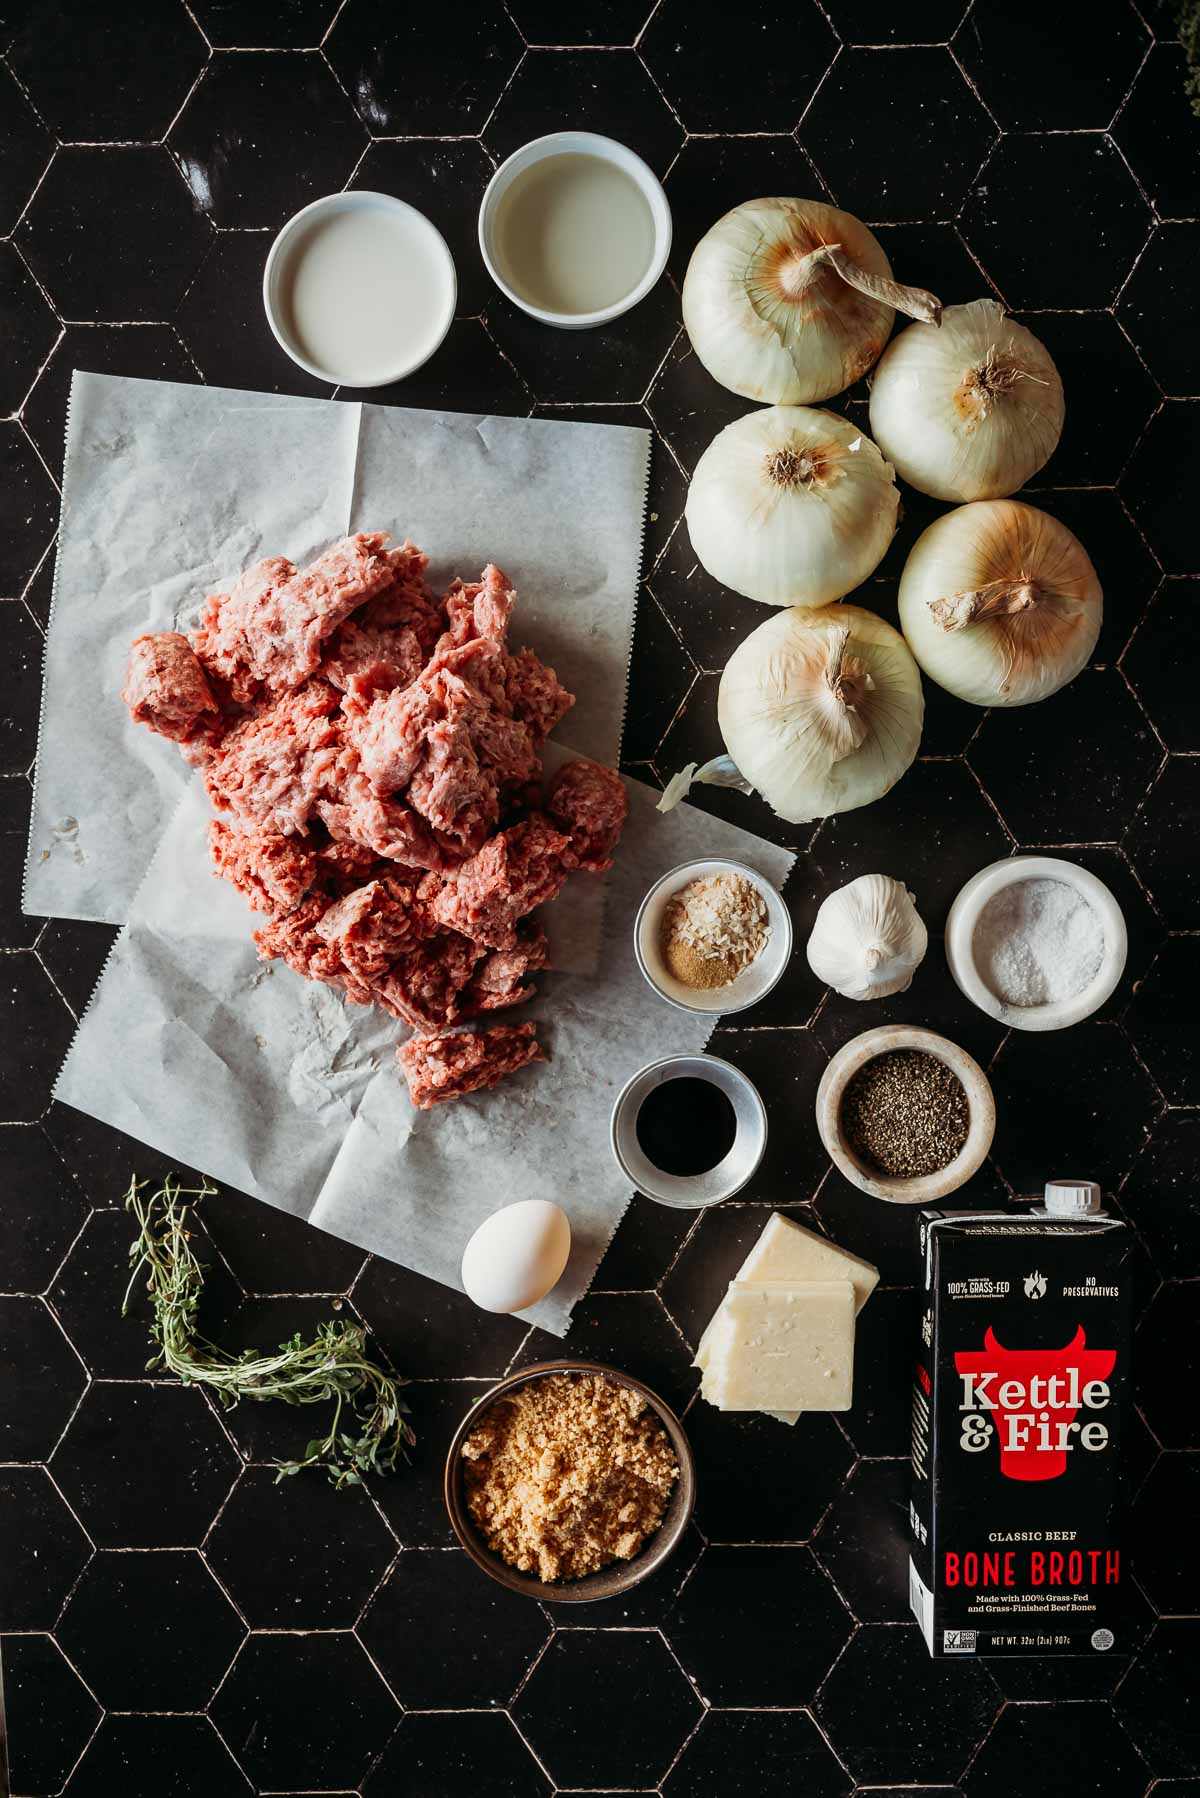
[460,1200,572,1314]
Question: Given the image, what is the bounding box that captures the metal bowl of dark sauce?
[610,1053,768,1209]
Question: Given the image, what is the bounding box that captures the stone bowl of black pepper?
[816,1025,995,1203]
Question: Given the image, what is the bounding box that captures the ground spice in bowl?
[660,870,769,990]
[460,1371,680,1582]
[840,1049,970,1179]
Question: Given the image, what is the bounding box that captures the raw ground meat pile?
[122,532,628,1108]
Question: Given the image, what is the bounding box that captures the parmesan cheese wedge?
[699,1280,856,1413]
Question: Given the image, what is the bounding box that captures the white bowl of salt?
[945,856,1127,1032]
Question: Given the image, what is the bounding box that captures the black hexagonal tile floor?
[513,1290,695,1412]
[0,1466,91,1629]
[1118,224,1200,398]
[35,918,118,1018]
[326,0,521,135]
[967,670,1159,845]
[0,423,56,598]
[7,1,208,142]
[0,1124,87,1294]
[335,316,532,417]
[0,62,53,238]
[514,1629,701,1789]
[21,324,200,470]
[1112,44,1200,223]
[358,1547,550,1708]
[842,1285,918,1456]
[553,1521,703,1630]
[1018,312,1159,489]
[663,1708,851,1798]
[815,1623,1000,1784]
[51,1203,237,1380]
[642,0,835,132]
[353,1256,527,1382]
[1125,583,1200,754]
[686,1402,853,1544]
[592,1189,694,1292]
[364,1710,552,1798]
[1123,401,1200,576]
[0,600,43,772]
[645,330,750,476]
[1121,1110,1200,1279]
[667,1545,851,1706]
[709,1026,832,1200]
[800,47,994,220]
[168,49,366,229]
[812,1456,910,1621]
[960,136,1151,309]
[18,537,53,624]
[188,0,338,47]
[370,1378,492,1547]
[814,949,1007,1077]
[1126,938,1200,1105]
[56,1547,244,1711]
[0,241,57,417]
[51,1381,240,1547]
[350,138,497,319]
[648,522,777,676]
[0,776,38,948]
[68,1715,252,1797]
[663,134,820,286]
[814,1160,1000,1290]
[507,0,653,43]
[1,1633,100,1797]
[1125,758,1199,929]
[822,0,967,40]
[990,1021,1159,1195]
[0,1294,84,1460]
[41,1102,208,1211]
[174,230,328,397]
[201,1180,365,1293]
[1034,489,1159,670]
[211,1631,398,1791]
[622,591,696,766]
[204,1465,395,1627]
[484,48,682,177]
[486,278,678,405]
[1134,1452,1200,1617]
[816,759,1009,930]
[963,1699,1151,1798]
[1114,1619,1200,1777]
[1137,1283,1197,1450]
[19,146,211,323]
[954,1,1147,129]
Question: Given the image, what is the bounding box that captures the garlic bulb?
[807,874,928,1001]
[660,604,923,825]
[868,300,1065,502]
[683,197,942,405]
[686,407,900,606]
[898,500,1101,708]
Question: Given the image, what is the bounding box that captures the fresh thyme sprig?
[122,1175,414,1489]
[1178,2,1200,115]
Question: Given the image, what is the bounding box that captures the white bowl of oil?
[478,130,672,330]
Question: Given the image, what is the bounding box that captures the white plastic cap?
[1044,1179,1102,1217]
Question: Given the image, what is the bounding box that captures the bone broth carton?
[909,1181,1133,1659]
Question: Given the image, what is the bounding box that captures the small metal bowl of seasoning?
[945,856,1127,1032]
[634,858,793,1016]
[611,1051,768,1210]
[816,1025,995,1204]
[444,1360,696,1604]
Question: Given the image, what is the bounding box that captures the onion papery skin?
[868,300,1065,502]
[686,406,900,607]
[898,500,1102,708]
[682,198,899,405]
[718,604,924,824]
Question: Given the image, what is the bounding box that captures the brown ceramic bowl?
[444,1359,696,1604]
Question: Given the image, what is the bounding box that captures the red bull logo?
[954,1325,1116,1481]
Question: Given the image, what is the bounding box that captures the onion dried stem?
[792,242,942,327]
[930,578,1042,632]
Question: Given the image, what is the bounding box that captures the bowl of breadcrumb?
[444,1361,696,1602]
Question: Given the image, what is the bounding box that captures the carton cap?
[1044,1179,1102,1217]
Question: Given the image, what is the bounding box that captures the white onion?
[686,406,900,606]
[661,604,924,825]
[868,300,1065,501]
[898,500,1102,707]
[682,197,942,405]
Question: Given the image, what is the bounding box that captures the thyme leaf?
[122,1174,414,1488]
[1177,1,1200,116]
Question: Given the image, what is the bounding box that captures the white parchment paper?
[56,776,794,1334]
[24,373,651,925]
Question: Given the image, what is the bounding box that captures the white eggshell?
[460,1200,572,1314]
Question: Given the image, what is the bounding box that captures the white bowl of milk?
[479,131,672,330]
[263,190,457,388]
